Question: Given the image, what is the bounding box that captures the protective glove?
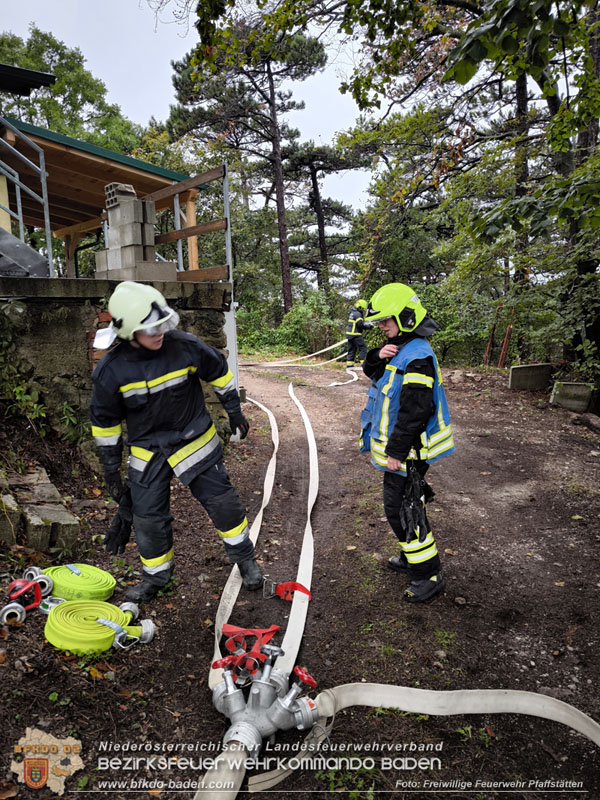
[228,411,250,439]
[104,470,123,502]
[104,486,132,555]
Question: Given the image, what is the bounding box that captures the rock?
[434,649,447,660]
[455,596,467,605]
[22,503,79,551]
[9,468,62,504]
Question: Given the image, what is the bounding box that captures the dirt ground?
[1,360,600,800]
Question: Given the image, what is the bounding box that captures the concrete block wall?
[94,184,167,281]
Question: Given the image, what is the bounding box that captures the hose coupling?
[137,619,155,643]
[119,602,140,621]
[223,722,262,762]
[0,602,27,625]
[38,597,67,616]
[96,617,139,649]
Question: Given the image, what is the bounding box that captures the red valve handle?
[212,655,237,670]
[293,665,317,688]
[8,579,42,611]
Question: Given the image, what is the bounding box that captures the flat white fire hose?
[274,384,318,675]
[248,683,600,791]
[258,339,346,367]
[200,384,600,800]
[327,366,359,387]
[196,386,318,800]
[209,396,279,690]
[193,743,249,797]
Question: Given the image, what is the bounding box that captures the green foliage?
[0,303,48,437]
[418,283,492,365]
[0,25,141,151]
[60,402,88,445]
[315,759,377,798]
[238,290,337,353]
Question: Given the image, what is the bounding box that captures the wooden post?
[483,324,495,366]
[0,175,10,232]
[64,233,79,278]
[186,190,198,271]
[497,308,515,368]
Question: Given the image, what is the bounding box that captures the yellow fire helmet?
[108,281,178,341]
[355,299,368,310]
[366,283,427,333]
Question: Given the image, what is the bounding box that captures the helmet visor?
[136,303,179,336]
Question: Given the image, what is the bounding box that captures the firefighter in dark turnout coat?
[346,299,370,368]
[360,283,454,603]
[90,281,263,602]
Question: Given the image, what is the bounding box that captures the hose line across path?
[196,363,600,797]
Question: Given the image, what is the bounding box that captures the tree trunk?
[267,63,293,313]
[309,163,331,301]
[576,9,600,167]
[572,11,600,357]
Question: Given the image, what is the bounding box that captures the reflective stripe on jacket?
[359,338,454,475]
[90,330,241,484]
[346,308,365,337]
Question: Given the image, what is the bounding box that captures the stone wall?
[0,277,234,469]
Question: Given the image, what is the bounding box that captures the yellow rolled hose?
[44,600,154,654]
[43,564,116,601]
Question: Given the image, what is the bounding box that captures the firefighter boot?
[125,581,160,603]
[387,555,408,574]
[238,558,264,590]
[404,573,445,603]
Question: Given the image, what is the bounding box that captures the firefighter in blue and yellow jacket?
[346,299,370,368]
[90,281,263,602]
[360,283,454,603]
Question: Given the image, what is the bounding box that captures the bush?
[238,291,339,355]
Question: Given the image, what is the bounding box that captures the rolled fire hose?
[209,396,280,689]
[248,683,600,791]
[44,600,154,655]
[43,564,116,601]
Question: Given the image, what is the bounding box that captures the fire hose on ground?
[242,339,347,368]
[44,600,154,654]
[0,563,115,624]
[42,563,116,600]
[196,385,600,799]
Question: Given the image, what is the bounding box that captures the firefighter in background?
[360,283,455,603]
[346,298,371,368]
[90,281,263,603]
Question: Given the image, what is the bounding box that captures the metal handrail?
[0,114,54,276]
